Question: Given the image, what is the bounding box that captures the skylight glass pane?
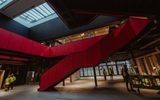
[44,3,55,14]
[40,5,51,15]
[35,7,48,17]
[20,15,33,22]
[14,2,58,28]
[32,9,45,18]
[0,0,13,9]
[28,10,41,20]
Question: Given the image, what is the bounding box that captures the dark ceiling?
[0,0,119,41]
[47,0,160,28]
[0,0,160,63]
[29,16,117,41]
[0,0,160,42]
[45,0,160,53]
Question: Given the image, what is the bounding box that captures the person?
[9,74,16,90]
[121,67,126,81]
[108,68,113,80]
[103,68,107,80]
[156,67,160,75]
[122,65,135,92]
[4,75,11,91]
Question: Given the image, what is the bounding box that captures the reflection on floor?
[0,76,160,100]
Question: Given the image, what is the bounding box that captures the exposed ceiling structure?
[1,0,159,34]
[0,0,160,63]
[13,2,58,28]
[59,26,109,44]
[0,0,45,18]
[0,0,118,41]
[47,0,160,28]
[0,0,117,29]
[29,16,116,41]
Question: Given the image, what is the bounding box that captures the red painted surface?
[48,35,104,57]
[39,18,150,91]
[0,18,150,91]
[0,55,27,61]
[0,29,49,57]
[0,29,104,57]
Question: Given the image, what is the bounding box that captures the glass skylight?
[14,2,58,28]
[0,0,13,9]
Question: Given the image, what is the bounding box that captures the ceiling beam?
[47,0,97,28]
[62,0,160,16]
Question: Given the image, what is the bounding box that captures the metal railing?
[130,75,160,92]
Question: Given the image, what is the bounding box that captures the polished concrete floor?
[0,76,160,100]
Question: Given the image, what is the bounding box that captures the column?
[70,76,72,83]
[93,67,98,87]
[136,59,143,75]
[98,66,101,76]
[115,61,119,75]
[143,58,151,74]
[62,80,65,86]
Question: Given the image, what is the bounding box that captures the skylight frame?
[0,0,13,9]
[14,2,58,28]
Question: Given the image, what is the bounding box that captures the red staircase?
[0,28,103,58]
[39,18,151,91]
[0,28,49,57]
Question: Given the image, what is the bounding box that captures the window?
[0,0,13,9]
[14,2,58,28]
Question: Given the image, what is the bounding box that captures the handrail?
[129,75,160,93]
